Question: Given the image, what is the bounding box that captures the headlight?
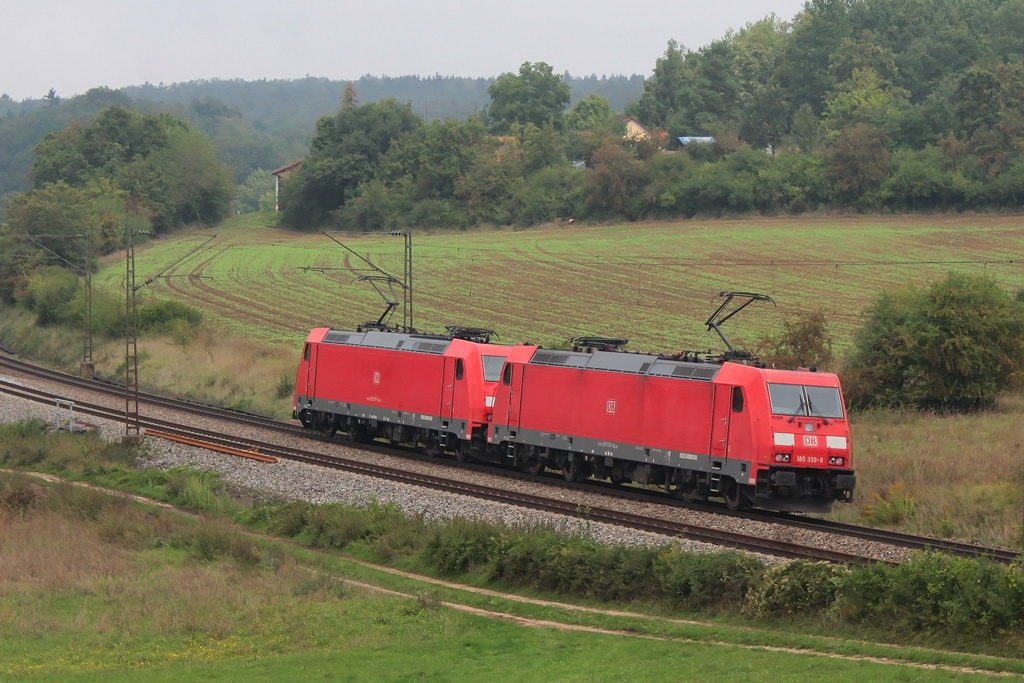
[774,453,791,463]
[829,456,845,466]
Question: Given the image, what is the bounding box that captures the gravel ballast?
[0,369,912,564]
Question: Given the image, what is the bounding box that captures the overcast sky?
[4,0,808,102]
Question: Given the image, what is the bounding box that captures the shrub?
[745,560,849,618]
[837,552,1022,636]
[756,308,835,371]
[166,469,219,511]
[424,517,500,575]
[137,299,203,334]
[843,272,1024,412]
[0,420,50,466]
[861,482,916,526]
[0,474,39,517]
[16,266,80,326]
[276,372,294,400]
[654,547,765,610]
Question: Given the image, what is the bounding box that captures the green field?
[94,212,1024,354]
[3,468,1021,682]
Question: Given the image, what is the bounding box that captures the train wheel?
[453,440,470,463]
[525,457,545,476]
[424,435,442,458]
[562,454,582,482]
[723,480,747,511]
[345,420,368,444]
[679,486,703,504]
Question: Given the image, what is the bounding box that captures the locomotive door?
[503,363,524,431]
[710,384,732,459]
[440,356,462,424]
[303,343,318,399]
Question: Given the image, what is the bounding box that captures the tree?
[775,0,852,115]
[237,168,274,213]
[44,88,60,107]
[756,309,835,371]
[281,98,422,227]
[826,123,891,206]
[486,62,570,134]
[844,272,1024,412]
[342,82,359,108]
[584,142,650,219]
[565,94,616,131]
[27,106,233,234]
[628,41,687,129]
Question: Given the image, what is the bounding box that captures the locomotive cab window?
[767,383,844,419]
[482,355,507,382]
[731,386,744,412]
[455,359,464,381]
[303,344,310,362]
[502,364,513,385]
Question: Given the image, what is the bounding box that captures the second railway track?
[1,354,1018,566]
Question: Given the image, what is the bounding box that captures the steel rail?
[0,377,884,565]
[2,355,1016,564]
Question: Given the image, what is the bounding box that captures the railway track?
[1,354,1018,565]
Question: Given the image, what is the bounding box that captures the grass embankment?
[2,422,1024,680]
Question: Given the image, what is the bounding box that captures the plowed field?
[94,215,1024,355]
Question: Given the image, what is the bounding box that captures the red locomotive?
[293,297,855,513]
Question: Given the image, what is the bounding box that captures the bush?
[843,272,1024,411]
[654,547,765,610]
[276,373,294,400]
[424,517,500,575]
[756,308,835,371]
[137,299,203,334]
[837,552,1024,636]
[745,560,849,618]
[0,473,40,517]
[0,420,51,466]
[16,266,80,326]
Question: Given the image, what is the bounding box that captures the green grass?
[3,467,1021,682]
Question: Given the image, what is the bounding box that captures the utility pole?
[123,225,144,444]
[82,234,94,378]
[122,228,216,444]
[396,230,414,331]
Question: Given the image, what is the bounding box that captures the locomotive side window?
[731,386,744,412]
[502,364,513,385]
[482,355,507,382]
[455,359,464,380]
[303,344,310,362]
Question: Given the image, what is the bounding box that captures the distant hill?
[0,74,644,203]
[121,73,644,132]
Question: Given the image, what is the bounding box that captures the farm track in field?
[1,355,1018,566]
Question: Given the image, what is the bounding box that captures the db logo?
[803,435,818,447]
[606,400,616,414]
[373,371,381,385]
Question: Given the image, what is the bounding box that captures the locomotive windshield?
[482,356,507,382]
[767,383,845,419]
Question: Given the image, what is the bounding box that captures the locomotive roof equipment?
[705,291,775,361]
[568,336,630,352]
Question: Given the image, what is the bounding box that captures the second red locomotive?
[294,326,855,513]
